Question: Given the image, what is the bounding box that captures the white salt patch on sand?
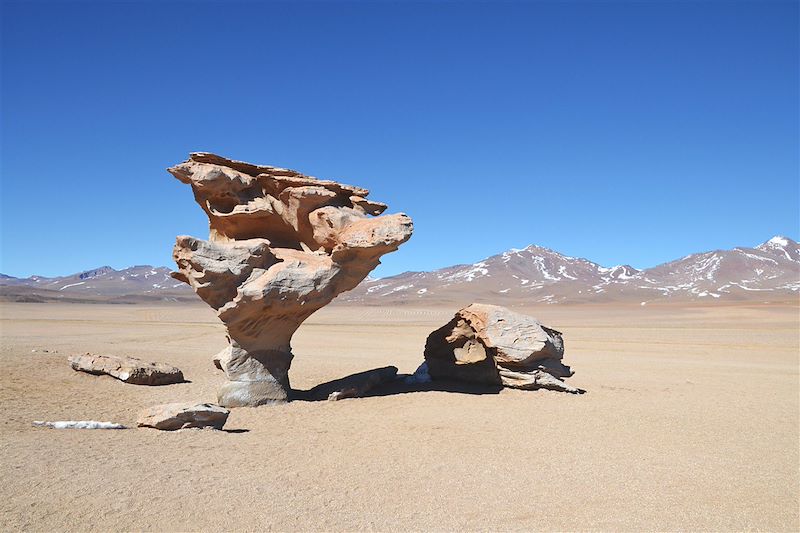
[33,421,126,430]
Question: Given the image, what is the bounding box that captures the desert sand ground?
[0,301,798,531]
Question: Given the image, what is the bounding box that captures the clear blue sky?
[1,1,798,278]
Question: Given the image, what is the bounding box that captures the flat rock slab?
[137,402,229,431]
[68,353,184,385]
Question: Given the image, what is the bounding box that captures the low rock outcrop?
[137,402,230,431]
[424,304,583,393]
[68,354,184,385]
[170,153,413,407]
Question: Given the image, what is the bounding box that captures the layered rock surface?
[68,354,184,385]
[170,153,413,407]
[424,304,583,393]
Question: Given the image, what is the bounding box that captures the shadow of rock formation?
[291,366,503,402]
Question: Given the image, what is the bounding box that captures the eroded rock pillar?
[170,153,412,406]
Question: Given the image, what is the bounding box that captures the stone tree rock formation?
[424,303,584,393]
[169,153,413,407]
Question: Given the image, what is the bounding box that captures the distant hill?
[2,236,798,305]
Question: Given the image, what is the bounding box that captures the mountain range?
[341,235,799,306]
[0,265,191,304]
[1,236,798,305]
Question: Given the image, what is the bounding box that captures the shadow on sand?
[291,366,502,402]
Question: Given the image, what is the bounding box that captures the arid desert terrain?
[0,301,798,531]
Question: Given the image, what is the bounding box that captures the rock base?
[217,379,290,408]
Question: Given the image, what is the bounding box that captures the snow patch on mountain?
[59,282,86,291]
[440,262,489,282]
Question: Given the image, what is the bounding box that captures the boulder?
[137,402,230,431]
[169,153,413,407]
[68,353,184,385]
[424,303,583,394]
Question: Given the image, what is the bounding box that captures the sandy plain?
[0,301,798,532]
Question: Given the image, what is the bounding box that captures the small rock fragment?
[137,402,229,431]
